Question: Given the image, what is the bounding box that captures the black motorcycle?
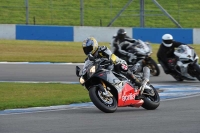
[76,54,160,113]
[125,40,160,76]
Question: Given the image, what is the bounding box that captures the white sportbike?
[168,45,200,81]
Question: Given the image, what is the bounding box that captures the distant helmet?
[117,29,126,40]
[82,37,98,55]
[162,34,173,47]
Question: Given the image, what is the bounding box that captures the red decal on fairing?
[122,93,135,101]
[118,83,143,107]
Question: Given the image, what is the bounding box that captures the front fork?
[99,81,113,98]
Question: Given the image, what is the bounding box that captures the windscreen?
[82,59,94,75]
[137,40,150,53]
[176,45,187,53]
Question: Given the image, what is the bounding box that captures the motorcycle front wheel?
[142,84,160,110]
[89,86,117,113]
[171,73,184,81]
[193,63,200,81]
[145,58,160,76]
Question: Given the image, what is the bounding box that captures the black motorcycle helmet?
[82,37,98,55]
[117,28,126,40]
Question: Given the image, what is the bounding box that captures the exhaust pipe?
[143,67,150,82]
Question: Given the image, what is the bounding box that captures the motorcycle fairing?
[134,40,151,55]
[93,69,129,85]
[118,83,143,107]
[93,70,136,92]
[173,45,199,80]
[92,70,143,107]
[175,45,198,62]
[93,70,121,83]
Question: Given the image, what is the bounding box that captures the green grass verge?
[1,0,200,28]
[1,39,200,110]
[0,83,90,110]
[0,40,87,63]
[0,40,200,63]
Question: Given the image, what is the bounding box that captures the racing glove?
[116,58,127,65]
[167,58,176,69]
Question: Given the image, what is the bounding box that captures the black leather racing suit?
[111,35,137,60]
[157,41,185,74]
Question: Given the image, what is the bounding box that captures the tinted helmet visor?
[83,46,93,55]
[83,39,95,55]
[118,34,126,40]
[163,39,173,45]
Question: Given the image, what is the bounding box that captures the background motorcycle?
[76,54,160,113]
[167,45,200,81]
[122,40,160,76]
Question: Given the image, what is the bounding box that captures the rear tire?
[89,86,117,113]
[142,85,160,110]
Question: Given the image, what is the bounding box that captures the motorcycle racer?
[157,34,186,75]
[80,37,145,87]
[111,28,137,63]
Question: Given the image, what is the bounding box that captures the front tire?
[193,63,200,81]
[89,86,117,113]
[142,85,160,110]
[145,58,160,76]
[170,73,184,81]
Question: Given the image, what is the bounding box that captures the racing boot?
[127,70,142,87]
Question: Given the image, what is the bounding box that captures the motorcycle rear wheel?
[142,85,160,110]
[89,86,117,113]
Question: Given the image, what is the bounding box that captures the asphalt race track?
[0,63,200,133]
